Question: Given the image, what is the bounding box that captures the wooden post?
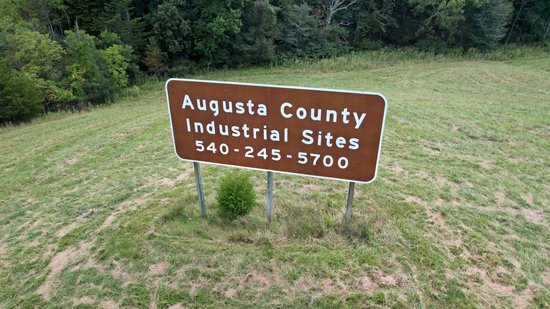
[345,182,355,224]
[267,171,273,223]
[193,162,206,217]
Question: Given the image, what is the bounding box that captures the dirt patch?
[392,164,404,174]
[378,275,397,287]
[83,257,106,271]
[0,243,7,255]
[495,266,508,276]
[189,277,209,297]
[520,208,546,225]
[361,276,377,294]
[371,269,408,288]
[460,248,472,260]
[464,266,486,277]
[174,265,188,279]
[37,241,91,300]
[427,209,445,228]
[148,262,168,276]
[295,275,315,292]
[417,205,465,249]
[415,170,429,179]
[250,271,272,289]
[490,283,515,298]
[101,193,151,230]
[111,260,133,287]
[510,259,522,271]
[542,270,550,286]
[298,184,324,192]
[246,269,287,295]
[513,284,537,309]
[495,191,508,205]
[479,206,517,215]
[56,221,80,238]
[101,212,120,229]
[100,299,119,309]
[66,157,79,165]
[479,159,492,169]
[176,169,191,182]
[38,193,151,300]
[463,266,533,307]
[429,209,463,247]
[436,176,450,186]
[477,206,545,225]
[73,296,96,305]
[159,178,177,186]
[406,195,424,205]
[423,144,441,156]
[320,278,336,294]
[224,288,238,298]
[158,169,192,187]
[523,193,533,205]
[167,304,184,309]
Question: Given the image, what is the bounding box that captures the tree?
[143,41,168,75]
[64,0,108,34]
[346,0,396,48]
[148,0,191,56]
[407,0,467,45]
[277,4,342,58]
[101,0,146,52]
[63,30,115,104]
[0,70,43,123]
[189,0,245,66]
[3,28,63,79]
[1,27,72,109]
[5,0,68,38]
[97,30,123,49]
[463,0,513,49]
[231,0,279,65]
[98,31,140,83]
[506,0,550,43]
[321,0,357,27]
[103,44,133,87]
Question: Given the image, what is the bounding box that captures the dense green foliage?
[216,172,256,219]
[0,70,43,122]
[0,0,548,122]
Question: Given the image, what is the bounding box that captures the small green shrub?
[216,172,256,219]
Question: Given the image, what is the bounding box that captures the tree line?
[1,0,549,123]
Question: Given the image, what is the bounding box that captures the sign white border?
[165,78,388,184]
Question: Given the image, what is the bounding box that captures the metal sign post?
[345,182,355,224]
[267,171,273,223]
[193,162,206,216]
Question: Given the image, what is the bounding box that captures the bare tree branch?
[321,0,357,27]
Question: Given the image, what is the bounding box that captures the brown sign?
[165,79,387,183]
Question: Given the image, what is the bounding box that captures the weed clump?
[217,172,256,219]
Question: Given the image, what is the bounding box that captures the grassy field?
[1,50,549,308]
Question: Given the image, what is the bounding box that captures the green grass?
[1,49,549,308]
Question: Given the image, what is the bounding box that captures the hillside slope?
[1,53,549,308]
